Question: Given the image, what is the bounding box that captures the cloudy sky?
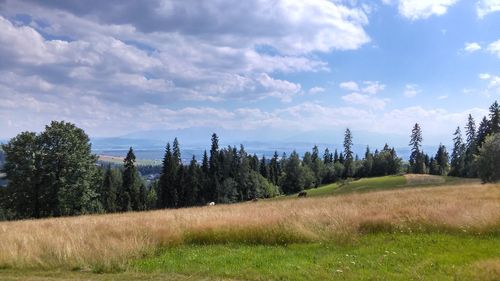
[0,0,499,146]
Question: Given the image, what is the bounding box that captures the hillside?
[286,174,481,198]
[0,177,499,280]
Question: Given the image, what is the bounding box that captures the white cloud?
[464,42,482,53]
[340,81,360,91]
[361,81,386,95]
[308,87,326,95]
[479,73,491,80]
[404,84,421,98]
[341,92,388,110]
[487,39,500,58]
[437,95,449,100]
[477,0,500,18]
[339,80,386,94]
[257,73,302,102]
[392,0,459,20]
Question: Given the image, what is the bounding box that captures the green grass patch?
[287,175,481,198]
[133,233,500,281]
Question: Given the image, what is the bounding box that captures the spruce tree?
[409,123,425,174]
[489,101,500,134]
[464,114,477,177]
[209,133,220,202]
[121,147,138,211]
[449,127,465,177]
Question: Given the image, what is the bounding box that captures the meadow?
[0,175,499,280]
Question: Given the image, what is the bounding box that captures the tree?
[343,128,354,177]
[209,133,220,202]
[3,121,100,218]
[476,133,500,183]
[476,116,490,149]
[464,114,477,177]
[2,132,41,218]
[280,151,306,194]
[121,147,139,211]
[409,123,425,174]
[434,144,449,176]
[489,101,500,134]
[100,165,120,212]
[38,121,100,216]
[449,127,465,177]
[158,143,178,208]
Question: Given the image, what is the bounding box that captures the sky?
[0,0,499,147]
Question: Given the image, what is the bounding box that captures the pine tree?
[409,123,425,174]
[464,114,477,177]
[101,165,119,212]
[159,143,178,208]
[323,148,331,164]
[259,155,269,179]
[209,133,220,202]
[333,149,339,163]
[363,146,373,177]
[434,144,449,176]
[449,127,465,177]
[476,116,490,149]
[269,151,280,186]
[121,147,139,211]
[489,101,500,134]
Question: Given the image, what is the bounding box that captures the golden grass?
[0,183,499,270]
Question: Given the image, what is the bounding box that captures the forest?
[0,101,498,220]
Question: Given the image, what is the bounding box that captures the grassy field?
[288,174,481,198]
[0,175,498,280]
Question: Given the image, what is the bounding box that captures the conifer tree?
[489,101,500,134]
[121,147,138,211]
[464,114,477,177]
[409,123,425,174]
[449,127,465,177]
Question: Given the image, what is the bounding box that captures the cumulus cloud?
[404,84,421,98]
[341,92,388,110]
[0,0,377,137]
[477,0,500,18]
[340,81,360,91]
[464,42,482,53]
[487,39,500,58]
[385,0,458,20]
[308,87,325,95]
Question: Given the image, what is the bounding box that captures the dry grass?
[0,183,499,271]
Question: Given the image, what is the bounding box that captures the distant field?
[98,155,161,166]
[0,176,498,280]
[285,174,481,198]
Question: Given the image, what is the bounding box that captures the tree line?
[407,101,500,181]
[0,101,498,220]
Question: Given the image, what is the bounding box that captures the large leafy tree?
[2,132,42,218]
[38,121,99,216]
[3,121,99,218]
[476,133,500,183]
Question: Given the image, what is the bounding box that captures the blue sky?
[0,0,499,147]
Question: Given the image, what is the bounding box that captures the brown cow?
[298,191,307,197]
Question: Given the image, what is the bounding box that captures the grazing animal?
[252,198,259,202]
[208,202,215,206]
[298,191,307,197]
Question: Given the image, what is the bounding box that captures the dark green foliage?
[121,147,140,211]
[343,128,354,177]
[449,127,465,177]
[409,123,425,174]
[2,121,100,219]
[476,133,500,183]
